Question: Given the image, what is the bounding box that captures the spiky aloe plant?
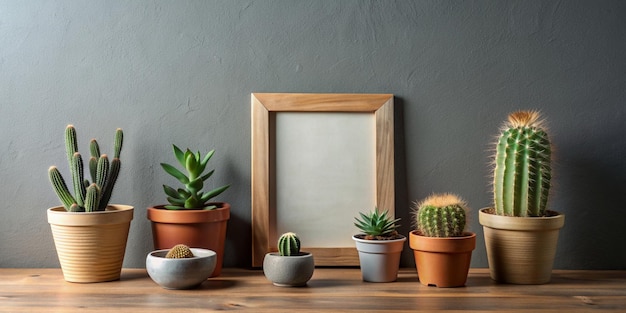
[414,193,468,237]
[493,111,552,217]
[161,145,230,210]
[48,125,123,212]
[278,232,301,256]
[354,208,401,240]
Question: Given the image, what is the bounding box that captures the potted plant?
[146,244,217,290]
[352,208,405,282]
[47,125,133,283]
[409,193,476,287]
[479,110,565,284]
[263,232,315,287]
[147,145,230,277]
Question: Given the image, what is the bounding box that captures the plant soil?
[482,208,560,217]
[354,231,405,241]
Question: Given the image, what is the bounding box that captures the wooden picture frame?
[251,93,394,267]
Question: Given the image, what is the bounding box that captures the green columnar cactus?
[48,125,123,212]
[493,111,551,217]
[278,232,301,256]
[414,193,468,237]
[161,145,230,210]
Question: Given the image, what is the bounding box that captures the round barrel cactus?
[415,193,468,237]
[278,232,301,256]
[493,111,551,217]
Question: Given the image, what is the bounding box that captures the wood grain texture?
[250,93,394,267]
[0,268,624,312]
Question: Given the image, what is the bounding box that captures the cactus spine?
[415,193,468,237]
[48,125,123,212]
[278,232,301,256]
[165,244,195,258]
[493,111,551,217]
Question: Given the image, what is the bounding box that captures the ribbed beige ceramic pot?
[479,208,565,284]
[47,204,134,283]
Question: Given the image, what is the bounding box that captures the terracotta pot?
[47,204,134,283]
[479,208,565,284]
[147,203,230,277]
[409,231,476,287]
[352,235,406,282]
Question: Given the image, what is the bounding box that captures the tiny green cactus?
[414,193,468,237]
[165,244,195,258]
[354,208,400,239]
[160,145,230,210]
[493,111,552,217]
[278,232,301,256]
[48,125,123,212]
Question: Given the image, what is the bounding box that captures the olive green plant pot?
[479,208,565,284]
[47,204,134,283]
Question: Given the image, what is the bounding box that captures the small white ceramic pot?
[146,248,216,289]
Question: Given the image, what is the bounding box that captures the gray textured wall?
[1,1,625,270]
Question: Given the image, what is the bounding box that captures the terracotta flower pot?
[47,204,134,283]
[409,231,476,287]
[479,208,565,284]
[147,203,230,277]
[352,235,406,282]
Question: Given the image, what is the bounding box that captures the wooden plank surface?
[0,268,625,312]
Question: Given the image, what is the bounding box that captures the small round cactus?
[414,193,468,237]
[278,232,301,256]
[165,244,195,258]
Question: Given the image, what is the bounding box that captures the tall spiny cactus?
[415,193,468,237]
[493,111,551,217]
[48,125,123,212]
[278,232,301,256]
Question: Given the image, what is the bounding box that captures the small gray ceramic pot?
[146,248,216,289]
[263,252,314,287]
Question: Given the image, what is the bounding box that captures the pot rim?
[265,252,313,258]
[47,204,134,226]
[351,234,407,244]
[147,203,230,223]
[148,248,216,260]
[408,230,476,253]
[479,207,565,231]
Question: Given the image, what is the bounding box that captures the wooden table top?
[1,268,625,312]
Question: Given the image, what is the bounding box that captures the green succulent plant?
[354,208,400,239]
[165,244,194,258]
[278,232,301,256]
[48,125,123,212]
[161,145,230,210]
[493,110,552,217]
[414,193,468,237]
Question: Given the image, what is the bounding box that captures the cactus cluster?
[278,232,301,256]
[354,208,400,239]
[48,125,123,212]
[414,193,468,237]
[165,244,195,258]
[493,111,552,217]
[161,145,230,210]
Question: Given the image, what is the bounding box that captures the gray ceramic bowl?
[146,248,216,289]
[263,252,314,287]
